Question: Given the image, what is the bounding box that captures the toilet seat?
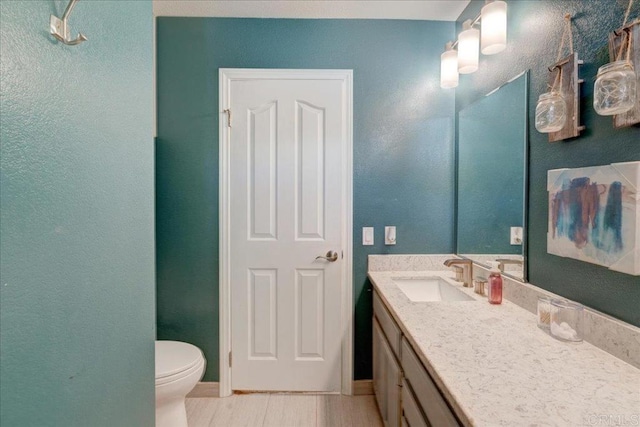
[155,341,204,386]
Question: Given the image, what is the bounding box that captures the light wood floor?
[186,394,383,427]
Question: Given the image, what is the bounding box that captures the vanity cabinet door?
[401,338,460,427]
[401,379,428,427]
[373,317,402,427]
[373,317,384,415]
[373,291,402,357]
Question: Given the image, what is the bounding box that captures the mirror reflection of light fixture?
[440,1,509,88]
[440,42,459,88]
[481,0,508,55]
[458,20,480,74]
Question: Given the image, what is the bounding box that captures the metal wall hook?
[50,0,87,46]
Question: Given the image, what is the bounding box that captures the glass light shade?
[481,1,507,55]
[440,48,459,89]
[535,92,567,133]
[458,24,480,74]
[593,60,637,116]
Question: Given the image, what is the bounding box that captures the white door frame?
[219,68,353,397]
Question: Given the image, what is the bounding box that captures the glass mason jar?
[550,299,583,343]
[535,92,567,133]
[593,60,637,116]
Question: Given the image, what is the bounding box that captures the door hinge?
[223,109,232,128]
[229,351,232,368]
[342,251,344,259]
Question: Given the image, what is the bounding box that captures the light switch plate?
[385,226,396,245]
[362,227,374,245]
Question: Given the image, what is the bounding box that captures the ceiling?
[153,0,471,21]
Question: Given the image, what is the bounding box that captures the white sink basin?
[392,277,474,302]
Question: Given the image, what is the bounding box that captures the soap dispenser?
[487,261,503,305]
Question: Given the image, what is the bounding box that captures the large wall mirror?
[456,71,528,280]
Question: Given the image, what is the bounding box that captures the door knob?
[315,251,338,262]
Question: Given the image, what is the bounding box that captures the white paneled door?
[222,70,352,392]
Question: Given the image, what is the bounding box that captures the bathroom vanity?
[369,255,640,427]
[373,287,459,427]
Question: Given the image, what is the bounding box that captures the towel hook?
[50,0,87,46]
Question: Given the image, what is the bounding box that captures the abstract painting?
[547,161,639,276]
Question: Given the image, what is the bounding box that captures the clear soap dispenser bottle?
[487,261,503,305]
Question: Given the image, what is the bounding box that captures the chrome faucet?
[443,259,473,287]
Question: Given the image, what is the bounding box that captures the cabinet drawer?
[373,291,402,358]
[401,338,460,427]
[373,317,402,427]
[401,379,429,427]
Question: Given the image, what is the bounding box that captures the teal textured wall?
[457,0,640,326]
[1,2,155,426]
[156,18,455,381]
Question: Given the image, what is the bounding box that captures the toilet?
[155,341,206,427]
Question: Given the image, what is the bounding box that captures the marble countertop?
[368,270,640,427]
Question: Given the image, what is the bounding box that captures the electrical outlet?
[510,227,523,245]
[385,226,396,245]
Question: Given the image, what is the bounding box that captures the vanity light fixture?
[440,0,508,88]
[440,42,459,88]
[458,20,480,74]
[481,0,508,55]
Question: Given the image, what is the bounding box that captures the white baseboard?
[352,380,373,396]
[187,382,220,398]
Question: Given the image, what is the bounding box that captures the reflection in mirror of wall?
[456,71,528,281]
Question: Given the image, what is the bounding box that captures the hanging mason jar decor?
[536,14,584,141]
[535,70,567,133]
[598,0,640,126]
[594,33,637,115]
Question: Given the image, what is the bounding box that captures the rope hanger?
[556,14,574,63]
[548,14,574,93]
[616,0,636,63]
[622,0,636,28]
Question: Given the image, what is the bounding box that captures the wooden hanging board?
[548,52,585,142]
[608,20,640,128]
